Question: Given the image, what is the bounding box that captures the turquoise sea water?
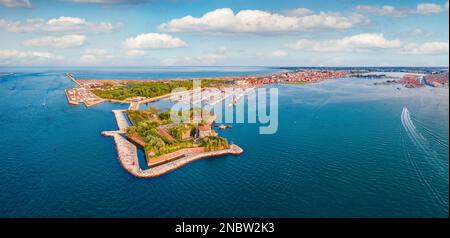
[0,67,448,217]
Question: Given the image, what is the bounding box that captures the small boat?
[219,124,233,129]
[218,124,227,130]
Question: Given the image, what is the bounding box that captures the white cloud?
[122,33,187,50]
[23,34,86,48]
[270,50,289,57]
[356,2,448,16]
[288,33,402,53]
[0,49,63,65]
[403,28,433,37]
[0,0,30,8]
[355,5,409,17]
[401,42,449,54]
[0,16,120,33]
[285,8,315,17]
[416,3,443,14]
[288,33,448,56]
[0,50,54,59]
[158,8,369,33]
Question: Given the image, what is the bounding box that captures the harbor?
[169,87,254,107]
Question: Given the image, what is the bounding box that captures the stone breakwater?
[112,110,129,133]
[102,131,140,176]
[102,129,243,178]
[139,145,243,178]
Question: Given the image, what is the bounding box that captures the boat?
[218,124,227,130]
[216,124,232,130]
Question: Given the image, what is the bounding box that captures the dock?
[66,73,81,87]
[112,110,130,133]
[65,89,80,105]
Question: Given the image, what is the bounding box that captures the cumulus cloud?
[0,16,120,33]
[23,34,86,48]
[355,5,410,17]
[285,8,315,17]
[403,28,433,37]
[401,42,449,54]
[288,33,449,55]
[0,49,63,65]
[122,33,187,50]
[158,8,369,33]
[288,33,402,53]
[416,3,444,14]
[356,2,448,16]
[0,0,30,8]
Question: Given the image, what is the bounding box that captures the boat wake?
[410,117,449,151]
[42,89,49,107]
[400,107,448,208]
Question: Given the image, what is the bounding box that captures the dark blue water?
[0,68,448,217]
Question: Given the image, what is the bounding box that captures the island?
[101,107,243,178]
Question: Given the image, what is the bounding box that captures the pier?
[65,89,80,105]
[64,77,106,107]
[112,110,130,133]
[66,73,81,87]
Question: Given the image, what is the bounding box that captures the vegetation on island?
[125,108,229,159]
[199,136,229,151]
[125,115,195,157]
[92,79,228,101]
[168,124,196,140]
[127,106,172,125]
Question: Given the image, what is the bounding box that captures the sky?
[0,0,449,67]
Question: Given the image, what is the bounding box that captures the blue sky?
[0,0,448,66]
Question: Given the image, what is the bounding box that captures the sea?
[0,66,448,217]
